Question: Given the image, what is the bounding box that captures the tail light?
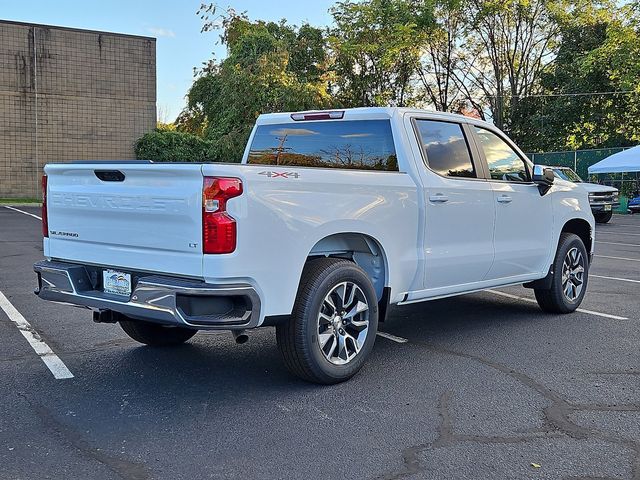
[202,177,242,254]
[42,175,48,238]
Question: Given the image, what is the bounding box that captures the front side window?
[474,127,530,182]
[247,120,398,171]
[415,120,475,178]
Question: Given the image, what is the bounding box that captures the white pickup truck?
[34,108,595,384]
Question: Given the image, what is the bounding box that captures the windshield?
[553,168,583,183]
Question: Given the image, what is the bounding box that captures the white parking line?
[486,289,628,320]
[591,274,640,284]
[597,231,640,236]
[596,241,640,247]
[595,255,640,263]
[0,291,74,379]
[4,205,42,220]
[376,331,409,343]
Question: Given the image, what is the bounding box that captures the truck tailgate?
[45,163,204,278]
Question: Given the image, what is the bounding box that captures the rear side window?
[247,120,398,171]
[415,120,476,178]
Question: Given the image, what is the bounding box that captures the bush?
[134,130,215,162]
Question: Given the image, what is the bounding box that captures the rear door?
[411,118,495,292]
[470,126,553,279]
[45,162,204,278]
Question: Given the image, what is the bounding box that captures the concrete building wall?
[0,20,156,198]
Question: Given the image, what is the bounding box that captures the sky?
[1,0,336,121]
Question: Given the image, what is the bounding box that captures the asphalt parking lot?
[1,205,639,480]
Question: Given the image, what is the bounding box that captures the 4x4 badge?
[258,171,299,179]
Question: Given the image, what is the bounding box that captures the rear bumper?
[33,260,261,330]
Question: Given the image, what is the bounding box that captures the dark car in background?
[629,193,640,214]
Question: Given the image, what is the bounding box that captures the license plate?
[103,269,132,296]
[604,204,612,211]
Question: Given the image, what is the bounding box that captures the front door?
[471,126,553,280]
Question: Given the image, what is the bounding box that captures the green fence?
[526,147,628,180]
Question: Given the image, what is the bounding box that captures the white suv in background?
[551,166,619,223]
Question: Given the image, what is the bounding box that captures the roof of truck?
[257,107,491,127]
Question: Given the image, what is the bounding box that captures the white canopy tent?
[588,146,640,174]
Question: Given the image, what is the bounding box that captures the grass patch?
[0,198,41,205]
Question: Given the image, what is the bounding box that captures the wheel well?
[307,233,387,302]
[561,219,592,253]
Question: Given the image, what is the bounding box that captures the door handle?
[429,193,449,203]
[497,195,512,204]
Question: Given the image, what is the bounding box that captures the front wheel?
[594,211,613,223]
[276,258,379,384]
[120,319,197,346]
[534,233,589,313]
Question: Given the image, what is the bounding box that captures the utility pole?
[274,134,288,165]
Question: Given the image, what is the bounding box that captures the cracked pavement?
[1,206,639,479]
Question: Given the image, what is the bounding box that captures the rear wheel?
[276,258,378,384]
[594,211,613,223]
[534,233,589,313]
[119,319,197,346]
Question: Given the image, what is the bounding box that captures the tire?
[119,319,197,346]
[594,211,613,223]
[534,233,589,314]
[276,258,379,384]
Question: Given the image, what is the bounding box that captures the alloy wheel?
[561,247,585,302]
[316,281,370,365]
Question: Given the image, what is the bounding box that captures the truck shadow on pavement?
[95,293,546,391]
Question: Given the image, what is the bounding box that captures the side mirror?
[532,165,554,195]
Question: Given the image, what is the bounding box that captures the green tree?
[329,0,435,107]
[454,0,569,131]
[416,0,481,114]
[177,7,334,162]
[165,0,640,159]
[519,1,640,151]
[135,129,214,162]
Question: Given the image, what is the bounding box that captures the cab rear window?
[247,120,398,171]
